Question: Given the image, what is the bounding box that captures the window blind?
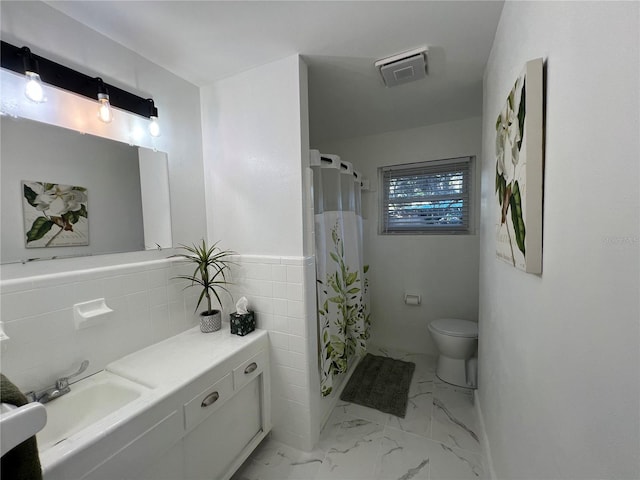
[380,157,472,234]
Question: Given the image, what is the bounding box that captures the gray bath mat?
[340,353,415,418]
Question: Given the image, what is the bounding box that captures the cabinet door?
[183,377,262,480]
[82,410,181,480]
[134,439,184,480]
[184,373,234,432]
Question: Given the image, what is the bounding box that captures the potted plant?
[171,240,235,333]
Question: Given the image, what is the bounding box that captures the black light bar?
[1,40,157,119]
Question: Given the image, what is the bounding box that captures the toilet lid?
[429,318,478,338]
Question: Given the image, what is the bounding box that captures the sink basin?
[37,371,150,451]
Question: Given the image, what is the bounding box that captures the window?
[379,156,473,234]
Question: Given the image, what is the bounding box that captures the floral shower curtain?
[311,152,370,397]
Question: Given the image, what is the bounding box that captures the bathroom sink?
[37,371,150,451]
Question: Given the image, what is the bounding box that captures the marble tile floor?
[232,349,485,480]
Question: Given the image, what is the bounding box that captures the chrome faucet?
[26,360,89,404]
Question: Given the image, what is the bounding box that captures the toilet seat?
[429,318,478,338]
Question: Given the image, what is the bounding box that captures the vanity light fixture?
[148,102,160,137]
[96,78,113,123]
[1,41,160,124]
[21,47,45,103]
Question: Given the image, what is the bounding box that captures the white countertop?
[106,324,268,389]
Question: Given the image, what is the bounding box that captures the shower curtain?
[311,152,370,397]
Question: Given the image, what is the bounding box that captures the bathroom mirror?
[0,115,172,264]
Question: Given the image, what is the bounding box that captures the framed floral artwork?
[495,58,544,274]
[22,180,89,248]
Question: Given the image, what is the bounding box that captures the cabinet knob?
[244,362,258,374]
[201,391,220,408]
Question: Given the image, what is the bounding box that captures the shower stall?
[310,150,370,397]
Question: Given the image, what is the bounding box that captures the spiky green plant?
[171,240,236,314]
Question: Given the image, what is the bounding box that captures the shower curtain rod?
[320,156,358,176]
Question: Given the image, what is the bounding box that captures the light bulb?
[148,116,160,137]
[97,93,113,123]
[24,71,45,103]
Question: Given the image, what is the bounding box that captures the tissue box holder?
[230,311,255,336]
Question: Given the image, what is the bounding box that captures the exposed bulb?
[148,115,160,137]
[24,71,45,103]
[97,93,112,123]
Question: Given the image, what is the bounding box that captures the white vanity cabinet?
[181,349,269,479]
[183,377,262,479]
[50,327,272,480]
[137,347,270,480]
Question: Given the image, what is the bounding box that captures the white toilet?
[428,318,478,388]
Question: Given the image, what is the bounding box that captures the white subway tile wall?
[0,254,320,451]
[226,255,318,451]
[0,259,200,394]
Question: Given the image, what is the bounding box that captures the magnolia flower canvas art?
[495,58,544,274]
[22,180,89,248]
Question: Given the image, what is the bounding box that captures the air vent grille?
[375,47,428,88]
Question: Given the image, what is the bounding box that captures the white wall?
[318,117,482,356]
[0,1,206,392]
[201,56,320,449]
[478,2,639,479]
[201,55,307,257]
[220,255,319,451]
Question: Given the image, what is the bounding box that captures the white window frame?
[378,156,474,235]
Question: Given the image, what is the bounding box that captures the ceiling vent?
[375,47,428,88]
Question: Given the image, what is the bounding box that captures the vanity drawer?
[183,373,233,431]
[233,350,267,391]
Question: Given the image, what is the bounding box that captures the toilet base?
[435,355,476,388]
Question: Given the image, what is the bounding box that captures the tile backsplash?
[224,255,319,451]
[0,258,201,394]
[0,253,321,452]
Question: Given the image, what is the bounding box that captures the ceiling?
[46,1,504,144]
